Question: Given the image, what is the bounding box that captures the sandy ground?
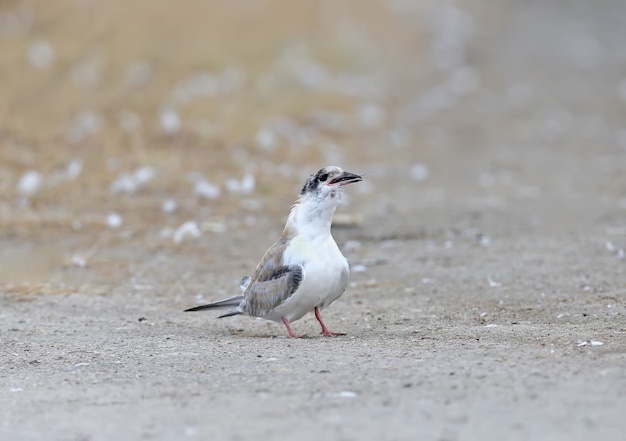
[1,1,625,440]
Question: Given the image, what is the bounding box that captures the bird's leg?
[282,317,302,338]
[314,307,345,336]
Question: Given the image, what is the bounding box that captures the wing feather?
[244,264,303,316]
[238,227,304,317]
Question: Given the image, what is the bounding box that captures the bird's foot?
[282,317,305,339]
[314,307,345,337]
[321,330,346,337]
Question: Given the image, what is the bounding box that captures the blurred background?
[0,0,624,290]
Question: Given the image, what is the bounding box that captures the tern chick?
[184,166,362,338]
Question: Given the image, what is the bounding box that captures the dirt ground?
[1,1,625,440]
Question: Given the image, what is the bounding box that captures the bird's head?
[286,166,362,235]
[300,166,362,204]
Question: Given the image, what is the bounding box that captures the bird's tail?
[184,295,244,318]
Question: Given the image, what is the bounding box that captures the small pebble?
[410,163,429,182]
[173,221,201,244]
[17,171,42,195]
[106,213,123,229]
[110,167,154,194]
[70,255,87,268]
[194,179,220,199]
[487,276,502,287]
[226,174,255,194]
[63,158,80,176]
[134,166,155,185]
[28,40,54,69]
[161,199,178,213]
[255,128,277,151]
[336,391,358,398]
[160,108,181,134]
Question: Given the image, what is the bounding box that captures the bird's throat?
[287,197,338,239]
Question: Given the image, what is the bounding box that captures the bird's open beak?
[329,171,362,186]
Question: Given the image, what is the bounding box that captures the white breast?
[266,233,349,323]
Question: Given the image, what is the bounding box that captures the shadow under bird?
[184,166,362,338]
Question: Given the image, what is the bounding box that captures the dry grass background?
[0,1,458,288]
[1,0,624,287]
[2,0,420,287]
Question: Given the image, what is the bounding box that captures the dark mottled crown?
[300,167,338,195]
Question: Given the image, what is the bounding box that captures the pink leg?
[282,317,302,339]
[314,307,345,336]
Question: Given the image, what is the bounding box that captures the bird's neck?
[285,196,338,239]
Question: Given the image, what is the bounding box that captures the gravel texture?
[1,1,625,440]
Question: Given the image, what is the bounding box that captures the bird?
[184,166,362,338]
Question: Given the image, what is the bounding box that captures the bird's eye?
[318,173,329,182]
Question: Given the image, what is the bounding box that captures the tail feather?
[218,310,242,319]
[184,295,244,312]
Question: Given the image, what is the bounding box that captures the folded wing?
[244,264,303,317]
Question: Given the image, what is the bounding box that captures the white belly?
[265,234,349,323]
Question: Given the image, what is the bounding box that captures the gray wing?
[239,276,251,292]
[243,264,303,317]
